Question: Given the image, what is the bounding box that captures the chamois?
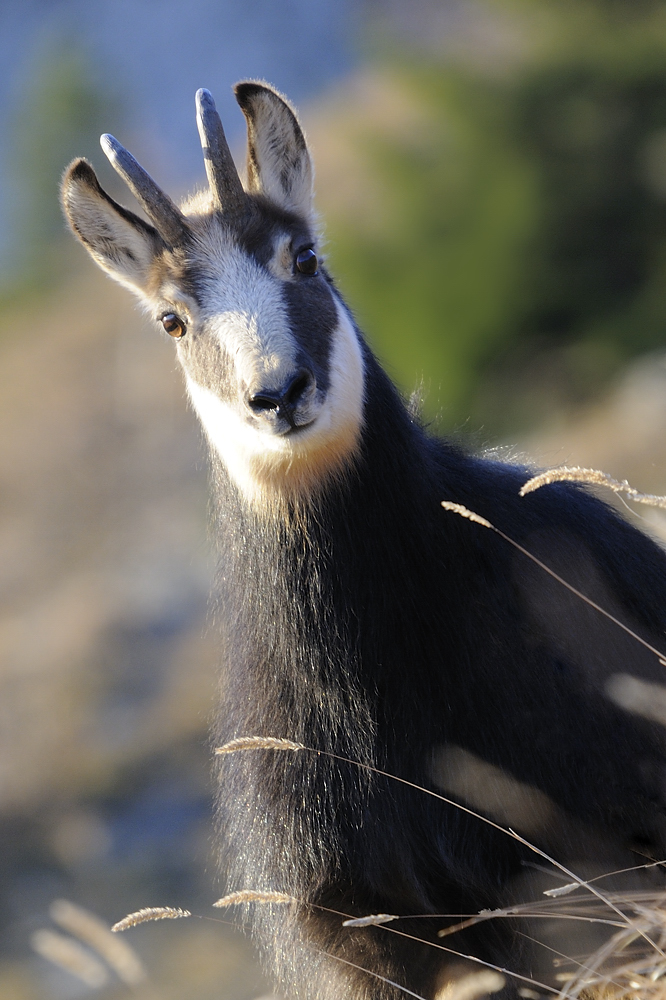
[62,84,666,1000]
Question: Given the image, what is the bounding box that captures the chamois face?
[164,201,364,504]
[61,84,365,507]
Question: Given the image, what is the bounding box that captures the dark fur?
[60,83,666,1000]
[211,326,666,999]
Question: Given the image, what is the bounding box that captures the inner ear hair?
[61,158,162,286]
[234,81,314,219]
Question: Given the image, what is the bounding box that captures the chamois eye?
[295,248,318,276]
[161,313,186,338]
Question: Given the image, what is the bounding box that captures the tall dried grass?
[519,467,666,509]
[213,471,666,999]
[111,907,192,932]
[86,467,666,999]
[214,735,666,999]
[31,898,147,991]
[50,898,146,984]
[31,928,110,989]
[213,891,295,908]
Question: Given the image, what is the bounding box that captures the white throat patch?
[186,295,365,508]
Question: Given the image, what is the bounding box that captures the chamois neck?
[209,344,429,548]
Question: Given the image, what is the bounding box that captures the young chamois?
[62,84,666,1000]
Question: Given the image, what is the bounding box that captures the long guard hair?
[61,83,666,1000]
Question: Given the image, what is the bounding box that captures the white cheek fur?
[185,296,365,506]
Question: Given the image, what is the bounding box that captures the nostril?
[248,371,315,420]
[284,370,314,407]
[249,392,280,412]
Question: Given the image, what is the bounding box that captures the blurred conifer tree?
[8,37,119,290]
[328,0,666,433]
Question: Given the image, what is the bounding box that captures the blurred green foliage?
[7,37,119,292]
[327,0,666,434]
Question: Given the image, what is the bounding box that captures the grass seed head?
[213,890,296,908]
[520,466,666,509]
[441,502,493,529]
[111,907,191,933]
[342,913,399,927]
[214,736,305,755]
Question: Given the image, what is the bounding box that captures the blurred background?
[4,0,666,997]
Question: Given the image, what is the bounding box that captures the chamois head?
[61,83,365,507]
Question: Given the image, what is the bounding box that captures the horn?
[100,134,190,247]
[195,89,246,214]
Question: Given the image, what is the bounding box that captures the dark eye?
[161,313,186,338]
[295,248,318,276]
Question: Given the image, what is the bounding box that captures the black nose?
[249,370,314,425]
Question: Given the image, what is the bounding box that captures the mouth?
[280,418,315,437]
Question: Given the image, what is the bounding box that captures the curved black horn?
[195,89,245,214]
[100,134,189,247]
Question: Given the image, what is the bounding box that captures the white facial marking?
[159,282,196,319]
[186,295,365,505]
[198,237,297,393]
[266,234,294,281]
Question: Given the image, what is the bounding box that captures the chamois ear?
[235,81,314,221]
[61,158,162,291]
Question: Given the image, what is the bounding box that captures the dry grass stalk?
[111,907,191,932]
[434,969,505,1000]
[544,883,581,898]
[342,913,399,927]
[322,948,430,1000]
[31,928,109,988]
[556,908,665,999]
[440,502,492,529]
[50,898,146,985]
[441,500,666,666]
[214,734,666,993]
[214,736,305,754]
[213,890,296,908]
[219,727,662,971]
[439,494,666,989]
[519,467,666,509]
[447,888,666,999]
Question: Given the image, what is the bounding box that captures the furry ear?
[235,81,314,220]
[61,158,162,290]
